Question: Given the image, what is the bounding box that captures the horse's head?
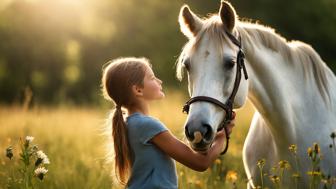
[177,1,249,152]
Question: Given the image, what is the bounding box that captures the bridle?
[182,30,248,155]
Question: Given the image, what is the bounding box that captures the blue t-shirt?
[126,112,178,189]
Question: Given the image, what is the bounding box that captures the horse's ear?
[219,1,237,32]
[178,5,203,38]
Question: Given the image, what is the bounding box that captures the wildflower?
[24,136,34,147]
[195,180,202,188]
[307,147,313,157]
[307,171,321,176]
[35,150,50,166]
[226,170,238,183]
[6,146,13,160]
[34,167,48,180]
[321,174,332,184]
[257,159,265,168]
[25,136,34,143]
[32,145,39,151]
[313,143,320,154]
[331,132,336,139]
[292,173,300,178]
[289,144,297,154]
[179,171,185,177]
[36,151,48,161]
[215,158,221,165]
[278,160,290,170]
[269,175,280,184]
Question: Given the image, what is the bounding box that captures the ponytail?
[112,105,132,185]
[101,57,150,185]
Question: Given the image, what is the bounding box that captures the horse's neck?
[242,34,336,148]
[246,46,296,141]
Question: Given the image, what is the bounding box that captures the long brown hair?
[101,57,150,185]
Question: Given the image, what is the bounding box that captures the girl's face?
[141,66,165,100]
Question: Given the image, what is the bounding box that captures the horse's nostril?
[203,124,213,141]
[185,126,194,141]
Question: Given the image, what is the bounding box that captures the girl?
[101,57,235,189]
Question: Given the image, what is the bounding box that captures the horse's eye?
[224,58,235,70]
[184,58,191,71]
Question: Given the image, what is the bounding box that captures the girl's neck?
[127,99,150,116]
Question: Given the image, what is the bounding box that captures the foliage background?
[0,0,335,105]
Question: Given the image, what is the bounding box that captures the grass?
[0,90,256,189]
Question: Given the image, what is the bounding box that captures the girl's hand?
[213,111,236,151]
[214,129,226,141]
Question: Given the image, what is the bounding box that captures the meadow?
[0,90,255,189]
[1,91,336,189]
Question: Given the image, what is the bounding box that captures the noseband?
[182,30,249,155]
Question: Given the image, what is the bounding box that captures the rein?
[182,30,248,155]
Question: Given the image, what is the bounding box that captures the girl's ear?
[132,85,143,97]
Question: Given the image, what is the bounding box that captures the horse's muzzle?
[185,121,214,151]
[189,138,212,152]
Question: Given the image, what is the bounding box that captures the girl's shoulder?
[126,113,168,145]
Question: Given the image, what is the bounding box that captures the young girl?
[101,57,235,189]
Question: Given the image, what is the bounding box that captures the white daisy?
[36,150,50,165]
[25,136,34,143]
[36,150,47,159]
[34,167,48,174]
[42,157,50,164]
[34,167,48,180]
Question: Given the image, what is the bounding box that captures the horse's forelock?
[176,15,234,80]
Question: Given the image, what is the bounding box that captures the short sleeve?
[138,118,167,145]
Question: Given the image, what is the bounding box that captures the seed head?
[6,146,13,160]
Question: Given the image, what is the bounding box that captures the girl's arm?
[151,122,234,172]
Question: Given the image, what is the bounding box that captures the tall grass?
[0,90,255,188]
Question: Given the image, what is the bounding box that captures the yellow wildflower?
[195,180,203,188]
[288,144,297,154]
[269,175,280,183]
[226,170,238,183]
[313,143,320,154]
[257,159,265,168]
[307,171,321,176]
[307,147,313,157]
[278,160,290,170]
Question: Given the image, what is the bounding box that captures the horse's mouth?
[190,140,212,152]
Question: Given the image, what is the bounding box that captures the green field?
[0,91,255,189]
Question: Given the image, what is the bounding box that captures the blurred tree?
[0,0,335,105]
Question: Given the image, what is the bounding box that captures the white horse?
[177,1,336,188]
